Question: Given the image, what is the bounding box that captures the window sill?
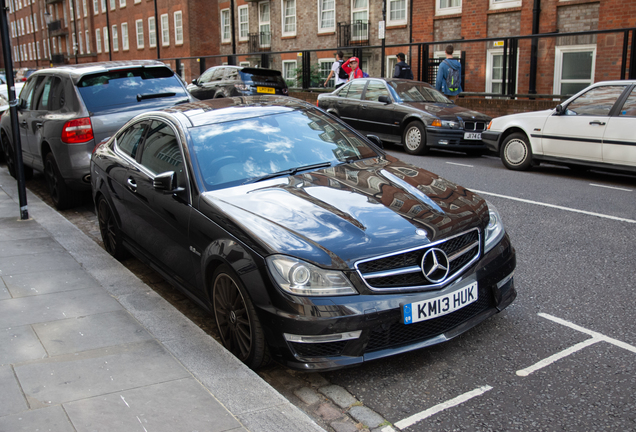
[281,35,296,40]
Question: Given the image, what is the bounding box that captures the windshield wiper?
[245,162,332,184]
[136,92,176,102]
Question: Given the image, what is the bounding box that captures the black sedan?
[91,96,516,371]
[317,78,491,155]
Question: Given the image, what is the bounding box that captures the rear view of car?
[187,66,288,100]
[0,60,193,209]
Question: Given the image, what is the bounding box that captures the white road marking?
[589,183,632,192]
[120,395,130,407]
[446,162,474,167]
[516,337,602,377]
[471,189,636,224]
[394,385,493,430]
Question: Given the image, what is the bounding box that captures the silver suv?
[0,60,194,209]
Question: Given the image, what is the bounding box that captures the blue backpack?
[443,60,461,92]
[362,71,369,78]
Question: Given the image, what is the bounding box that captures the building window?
[221,9,230,43]
[351,0,368,42]
[282,0,296,37]
[161,14,169,46]
[109,0,114,10]
[174,11,183,45]
[259,2,271,47]
[318,0,335,33]
[96,28,102,53]
[148,17,156,47]
[112,25,118,51]
[436,0,461,16]
[103,26,109,52]
[318,58,334,87]
[85,29,90,53]
[486,48,518,96]
[238,5,248,41]
[240,61,250,67]
[100,0,106,13]
[119,0,125,6]
[78,32,83,53]
[121,22,129,50]
[490,0,521,10]
[283,60,297,86]
[554,45,596,96]
[388,0,407,26]
[83,0,87,16]
[136,19,144,48]
[93,0,98,15]
[386,55,397,78]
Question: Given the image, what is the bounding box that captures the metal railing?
[248,32,271,52]
[337,20,370,47]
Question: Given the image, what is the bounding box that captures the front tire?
[212,265,268,369]
[403,122,429,155]
[500,132,533,171]
[97,197,128,260]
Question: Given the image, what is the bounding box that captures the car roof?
[162,96,314,128]
[31,60,171,79]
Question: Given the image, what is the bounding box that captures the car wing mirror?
[153,171,185,194]
[366,135,384,149]
[378,95,391,104]
[554,104,564,115]
[192,78,199,86]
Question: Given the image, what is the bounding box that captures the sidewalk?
[0,168,325,432]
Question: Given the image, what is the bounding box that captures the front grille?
[355,229,480,292]
[463,121,487,132]
[290,341,348,358]
[366,290,492,352]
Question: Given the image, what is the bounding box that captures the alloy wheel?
[214,273,252,361]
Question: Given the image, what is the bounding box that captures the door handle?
[361,104,368,109]
[127,178,137,192]
[589,120,606,126]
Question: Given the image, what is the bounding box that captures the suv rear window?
[239,68,287,88]
[76,67,189,115]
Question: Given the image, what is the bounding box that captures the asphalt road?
[16,147,636,431]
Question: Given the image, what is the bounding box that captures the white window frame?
[387,0,407,26]
[109,0,115,11]
[93,0,98,15]
[281,0,296,37]
[85,29,90,53]
[95,28,102,53]
[112,24,118,51]
[434,50,461,59]
[318,58,334,87]
[83,0,87,16]
[554,45,596,95]
[239,61,250,67]
[489,0,521,10]
[436,0,461,16]
[258,2,271,48]
[238,5,249,41]
[283,60,297,86]
[174,11,183,45]
[135,19,144,48]
[100,0,106,13]
[351,0,368,42]
[220,9,230,43]
[318,0,335,34]
[485,48,519,96]
[119,0,125,7]
[161,14,169,46]
[148,17,156,48]
[121,22,129,50]
[386,55,398,78]
[134,0,139,4]
[103,26,109,52]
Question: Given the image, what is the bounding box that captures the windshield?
[389,82,451,103]
[77,67,189,115]
[189,108,380,190]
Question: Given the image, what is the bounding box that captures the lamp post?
[44,10,53,66]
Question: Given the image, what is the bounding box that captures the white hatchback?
[482,80,636,174]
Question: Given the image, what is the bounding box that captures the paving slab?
[0,237,64,257]
[64,377,246,432]
[0,250,81,276]
[0,325,47,365]
[0,405,75,432]
[0,365,28,417]
[0,278,9,300]
[2,268,100,298]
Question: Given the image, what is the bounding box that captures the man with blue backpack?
[435,45,462,102]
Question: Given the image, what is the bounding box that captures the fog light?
[284,331,362,343]
[497,271,514,289]
[438,140,449,145]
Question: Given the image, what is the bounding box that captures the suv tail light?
[62,117,94,143]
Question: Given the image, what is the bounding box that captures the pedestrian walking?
[323,51,348,89]
[393,53,413,79]
[435,45,462,102]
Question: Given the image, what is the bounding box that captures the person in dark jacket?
[435,45,462,102]
[393,53,413,79]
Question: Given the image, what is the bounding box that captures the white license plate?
[402,282,478,325]
[464,132,482,140]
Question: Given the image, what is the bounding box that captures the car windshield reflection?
[189,108,380,190]
[389,82,451,104]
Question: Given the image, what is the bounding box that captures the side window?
[140,121,184,187]
[565,86,626,116]
[198,68,215,84]
[344,80,366,101]
[37,77,65,110]
[225,68,239,81]
[19,75,44,110]
[211,68,225,82]
[116,122,147,159]
[364,81,390,102]
[618,87,636,117]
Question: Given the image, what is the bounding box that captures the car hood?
[200,155,488,269]
[403,102,491,122]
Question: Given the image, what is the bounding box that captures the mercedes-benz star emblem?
[421,248,450,283]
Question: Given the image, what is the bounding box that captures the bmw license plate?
[402,282,478,325]
[257,86,275,94]
[464,132,482,140]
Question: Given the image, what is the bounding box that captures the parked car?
[0,76,25,100]
[0,60,195,209]
[483,80,636,173]
[187,65,288,100]
[15,68,38,82]
[317,78,491,156]
[91,95,516,371]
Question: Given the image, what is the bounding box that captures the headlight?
[431,119,460,129]
[266,255,357,296]
[484,201,506,253]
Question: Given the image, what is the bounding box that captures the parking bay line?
[516,313,636,377]
[446,162,474,167]
[589,183,633,192]
[471,189,636,224]
[394,385,493,430]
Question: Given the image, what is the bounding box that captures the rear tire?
[500,132,533,171]
[44,153,77,210]
[402,122,429,155]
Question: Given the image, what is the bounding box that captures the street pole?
[1,0,29,220]
[380,1,386,77]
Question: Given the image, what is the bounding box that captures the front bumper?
[425,128,488,150]
[481,130,502,153]
[259,234,517,371]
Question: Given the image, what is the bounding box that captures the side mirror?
[554,104,564,115]
[153,171,185,194]
[192,78,199,86]
[378,95,391,104]
[366,135,384,149]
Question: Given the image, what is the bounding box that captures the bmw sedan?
[91,96,516,371]
[317,78,491,155]
[483,80,636,173]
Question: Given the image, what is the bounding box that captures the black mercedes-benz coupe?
[91,96,516,371]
